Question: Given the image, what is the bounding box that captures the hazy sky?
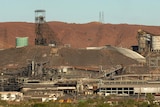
[0,0,160,26]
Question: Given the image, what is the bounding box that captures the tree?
[146,93,155,105]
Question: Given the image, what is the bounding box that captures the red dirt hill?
[0,21,160,49]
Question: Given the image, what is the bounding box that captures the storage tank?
[16,37,28,48]
[152,36,160,51]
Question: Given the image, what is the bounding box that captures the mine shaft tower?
[35,10,46,45]
[35,10,59,46]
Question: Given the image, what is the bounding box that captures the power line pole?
[99,11,104,24]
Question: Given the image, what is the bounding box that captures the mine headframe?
[35,10,46,45]
[35,10,58,46]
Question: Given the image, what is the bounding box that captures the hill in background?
[0,21,160,49]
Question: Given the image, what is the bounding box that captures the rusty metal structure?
[137,29,152,55]
[35,10,60,46]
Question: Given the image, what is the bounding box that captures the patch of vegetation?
[0,95,160,107]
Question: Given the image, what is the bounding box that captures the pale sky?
[0,0,160,26]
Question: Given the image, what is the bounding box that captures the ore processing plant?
[0,10,160,101]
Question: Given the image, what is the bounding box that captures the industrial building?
[0,92,23,102]
[0,43,158,101]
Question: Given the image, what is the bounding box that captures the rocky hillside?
[0,21,160,49]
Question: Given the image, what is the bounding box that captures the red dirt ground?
[0,21,160,49]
